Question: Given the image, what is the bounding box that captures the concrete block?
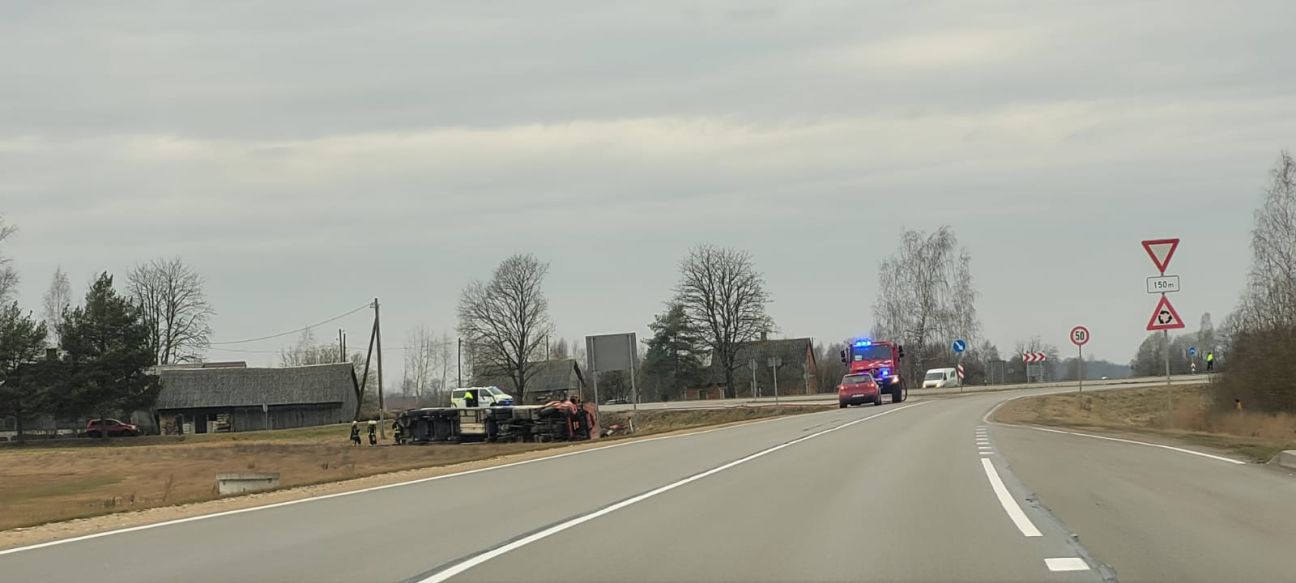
[1278,451,1296,471]
[217,473,280,496]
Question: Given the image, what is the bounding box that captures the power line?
[204,347,284,354]
[209,302,372,345]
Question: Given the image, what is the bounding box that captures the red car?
[85,418,141,438]
[838,373,883,408]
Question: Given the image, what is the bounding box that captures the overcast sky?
[3,0,1294,370]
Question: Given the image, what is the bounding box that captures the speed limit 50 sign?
[1070,326,1090,347]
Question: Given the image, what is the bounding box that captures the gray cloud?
[2,0,1294,366]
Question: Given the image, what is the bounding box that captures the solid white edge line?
[1044,557,1090,572]
[0,409,814,557]
[980,458,1043,537]
[1026,426,1245,465]
[417,401,932,583]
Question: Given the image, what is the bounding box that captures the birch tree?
[872,227,982,382]
[42,268,72,345]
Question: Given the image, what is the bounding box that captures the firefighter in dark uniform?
[367,419,377,446]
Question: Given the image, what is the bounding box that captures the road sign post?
[1070,326,1090,393]
[767,357,782,405]
[1143,238,1183,413]
[952,339,966,393]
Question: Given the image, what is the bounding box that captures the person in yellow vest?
[1206,352,1215,372]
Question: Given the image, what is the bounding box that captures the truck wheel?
[892,383,907,403]
[839,402,848,409]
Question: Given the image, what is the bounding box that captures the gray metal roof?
[156,364,358,409]
[475,359,585,393]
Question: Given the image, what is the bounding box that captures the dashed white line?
[980,458,1042,537]
[416,401,932,582]
[1026,426,1245,465]
[1044,557,1090,572]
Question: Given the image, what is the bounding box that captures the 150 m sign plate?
[1146,275,1181,294]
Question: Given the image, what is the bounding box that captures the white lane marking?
[0,410,820,556]
[1044,557,1090,572]
[1026,426,1245,465]
[979,452,993,456]
[980,458,1042,537]
[978,446,993,450]
[418,402,932,582]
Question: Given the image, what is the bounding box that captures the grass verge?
[0,404,827,531]
[993,384,1296,462]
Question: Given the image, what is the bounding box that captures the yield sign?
[1146,295,1185,331]
[1142,238,1180,274]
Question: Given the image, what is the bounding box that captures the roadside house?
[155,363,359,434]
[690,337,818,399]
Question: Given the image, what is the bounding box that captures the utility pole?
[750,359,758,399]
[338,329,345,363]
[374,298,386,440]
[457,337,463,388]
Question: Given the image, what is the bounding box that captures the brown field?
[993,384,1296,462]
[0,405,827,532]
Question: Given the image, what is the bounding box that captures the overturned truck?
[395,401,598,444]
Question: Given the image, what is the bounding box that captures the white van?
[922,368,961,389]
[450,386,515,408]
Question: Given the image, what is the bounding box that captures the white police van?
[450,386,515,408]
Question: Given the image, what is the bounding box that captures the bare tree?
[872,227,982,382]
[1234,151,1296,330]
[280,328,336,366]
[550,338,570,360]
[126,257,215,365]
[457,253,553,401]
[402,326,443,399]
[436,331,454,399]
[674,245,772,399]
[42,267,72,345]
[0,215,17,303]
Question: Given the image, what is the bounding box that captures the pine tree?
[60,273,160,438]
[0,302,48,442]
[642,303,705,400]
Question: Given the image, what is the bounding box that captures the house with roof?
[474,358,587,404]
[686,336,818,400]
[155,363,359,434]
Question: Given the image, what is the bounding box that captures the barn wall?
[159,403,345,433]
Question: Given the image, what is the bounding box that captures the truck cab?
[840,339,908,404]
[451,386,515,408]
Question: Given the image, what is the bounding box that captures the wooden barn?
[156,364,359,434]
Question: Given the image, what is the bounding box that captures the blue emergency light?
[853,339,872,348]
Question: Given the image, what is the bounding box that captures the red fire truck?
[839,338,908,405]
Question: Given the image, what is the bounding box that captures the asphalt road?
[598,374,1204,412]
[2,382,1290,582]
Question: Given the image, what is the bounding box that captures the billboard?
[586,333,638,373]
